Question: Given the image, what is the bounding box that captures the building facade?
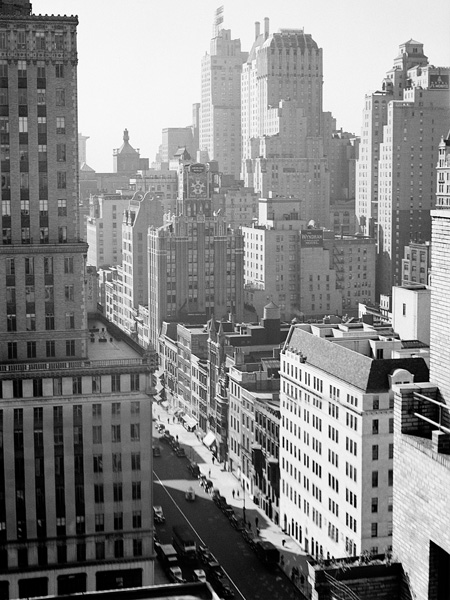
[279,322,429,559]
[148,161,244,349]
[200,13,247,180]
[0,2,158,595]
[393,131,450,600]
[241,22,330,227]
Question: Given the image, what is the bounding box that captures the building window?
[92,404,101,418]
[372,445,378,460]
[114,512,123,531]
[93,455,103,473]
[111,425,121,443]
[57,171,66,189]
[132,511,142,529]
[131,401,140,415]
[64,257,73,273]
[131,452,141,471]
[65,312,75,329]
[57,143,66,162]
[65,285,74,301]
[92,376,101,394]
[46,340,55,357]
[45,314,55,330]
[113,483,123,503]
[58,199,67,216]
[55,63,64,78]
[389,418,394,434]
[388,443,394,459]
[132,481,141,501]
[133,538,142,557]
[111,374,121,392]
[372,419,379,435]
[92,426,102,444]
[94,485,104,504]
[56,89,65,106]
[388,469,393,486]
[371,523,378,538]
[372,471,378,487]
[56,116,65,133]
[95,541,105,560]
[131,373,140,391]
[112,402,120,417]
[8,341,17,359]
[72,376,82,395]
[27,341,37,359]
[66,340,75,357]
[112,453,122,472]
[114,538,124,558]
[130,424,140,442]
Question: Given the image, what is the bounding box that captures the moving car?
[153,505,165,524]
[175,447,186,457]
[168,566,185,583]
[187,461,200,477]
[152,446,161,457]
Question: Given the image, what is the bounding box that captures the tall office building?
[0,3,157,595]
[280,322,429,560]
[241,21,330,227]
[355,41,450,297]
[393,131,450,600]
[148,161,244,349]
[200,9,247,180]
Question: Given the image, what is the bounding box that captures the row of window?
[6,339,76,359]
[1,376,141,398]
[0,60,66,79]
[5,255,73,275]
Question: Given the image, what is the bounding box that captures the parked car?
[153,505,165,524]
[175,447,186,457]
[168,566,185,583]
[214,580,234,599]
[229,515,246,531]
[153,446,161,457]
[192,569,207,583]
[187,461,200,477]
[213,494,227,508]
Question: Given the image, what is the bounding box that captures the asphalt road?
[153,433,303,600]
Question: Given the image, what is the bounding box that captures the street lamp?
[242,480,246,525]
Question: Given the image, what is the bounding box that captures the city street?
[152,417,306,600]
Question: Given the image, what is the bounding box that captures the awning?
[203,431,217,448]
[182,415,198,429]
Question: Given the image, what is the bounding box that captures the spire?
[123,128,129,143]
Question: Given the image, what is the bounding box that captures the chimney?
[255,21,260,40]
[264,17,269,39]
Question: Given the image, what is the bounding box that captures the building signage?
[301,229,323,247]
[190,163,206,174]
[429,74,449,90]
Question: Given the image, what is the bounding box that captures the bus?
[172,524,197,558]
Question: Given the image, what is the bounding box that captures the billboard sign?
[301,229,323,247]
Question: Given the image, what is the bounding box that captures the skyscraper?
[0,3,156,595]
[148,160,244,349]
[241,20,330,227]
[355,41,450,298]
[200,8,247,180]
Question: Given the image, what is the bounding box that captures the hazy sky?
[35,0,450,172]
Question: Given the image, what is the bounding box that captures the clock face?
[190,178,206,197]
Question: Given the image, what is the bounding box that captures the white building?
[279,322,429,559]
[200,13,247,180]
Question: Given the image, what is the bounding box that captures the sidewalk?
[153,404,311,597]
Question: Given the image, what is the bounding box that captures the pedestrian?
[282,539,286,547]
[173,416,175,423]
[208,469,211,478]
[232,489,235,499]
[237,489,239,498]
[176,435,179,442]
[212,456,215,465]
[167,418,169,424]
[255,517,259,529]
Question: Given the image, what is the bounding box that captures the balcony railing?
[0,357,150,373]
